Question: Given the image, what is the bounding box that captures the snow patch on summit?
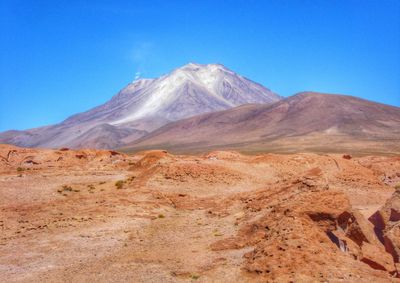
[111,63,277,125]
[0,63,281,149]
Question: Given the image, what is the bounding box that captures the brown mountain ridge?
[122,92,400,155]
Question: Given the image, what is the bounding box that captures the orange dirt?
[0,144,399,282]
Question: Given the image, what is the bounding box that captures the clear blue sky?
[1,0,399,131]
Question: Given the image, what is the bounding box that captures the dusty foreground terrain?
[1,144,400,282]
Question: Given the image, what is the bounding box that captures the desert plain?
[1,144,400,282]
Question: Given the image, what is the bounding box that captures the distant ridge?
[122,92,400,155]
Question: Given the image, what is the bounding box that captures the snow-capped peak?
[109,63,280,125]
[0,63,281,149]
[180,62,231,73]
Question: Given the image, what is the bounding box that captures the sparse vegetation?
[190,274,200,280]
[17,167,24,172]
[395,183,400,190]
[158,214,165,219]
[57,185,78,195]
[127,176,136,182]
[62,185,73,192]
[213,229,223,236]
[115,180,125,189]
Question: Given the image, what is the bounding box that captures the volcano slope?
[1,145,400,282]
[0,63,280,149]
[124,92,400,155]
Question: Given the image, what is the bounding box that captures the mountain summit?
[0,63,280,149]
[107,63,280,125]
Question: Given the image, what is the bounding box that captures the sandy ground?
[1,145,400,282]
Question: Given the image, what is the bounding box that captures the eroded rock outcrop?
[211,174,398,281]
[370,189,400,270]
[0,144,132,173]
